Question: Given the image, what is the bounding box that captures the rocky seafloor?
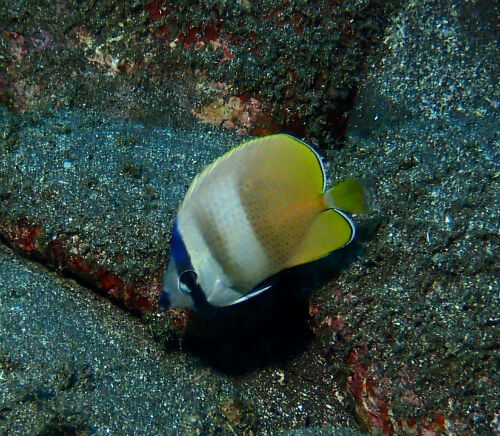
[0,0,498,435]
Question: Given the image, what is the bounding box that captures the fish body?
[160,134,365,310]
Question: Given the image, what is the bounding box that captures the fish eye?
[179,281,191,295]
[178,270,196,295]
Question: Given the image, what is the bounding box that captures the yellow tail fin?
[324,179,366,214]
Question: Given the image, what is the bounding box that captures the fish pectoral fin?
[286,208,355,268]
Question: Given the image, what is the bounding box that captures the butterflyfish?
[159,134,365,310]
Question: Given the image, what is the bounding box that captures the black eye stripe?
[171,219,193,274]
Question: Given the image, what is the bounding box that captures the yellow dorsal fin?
[182,134,325,206]
[285,208,355,269]
[238,134,326,194]
[324,179,366,214]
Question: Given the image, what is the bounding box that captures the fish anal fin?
[286,208,354,268]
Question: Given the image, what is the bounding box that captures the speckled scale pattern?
[237,178,323,269]
[190,171,270,291]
